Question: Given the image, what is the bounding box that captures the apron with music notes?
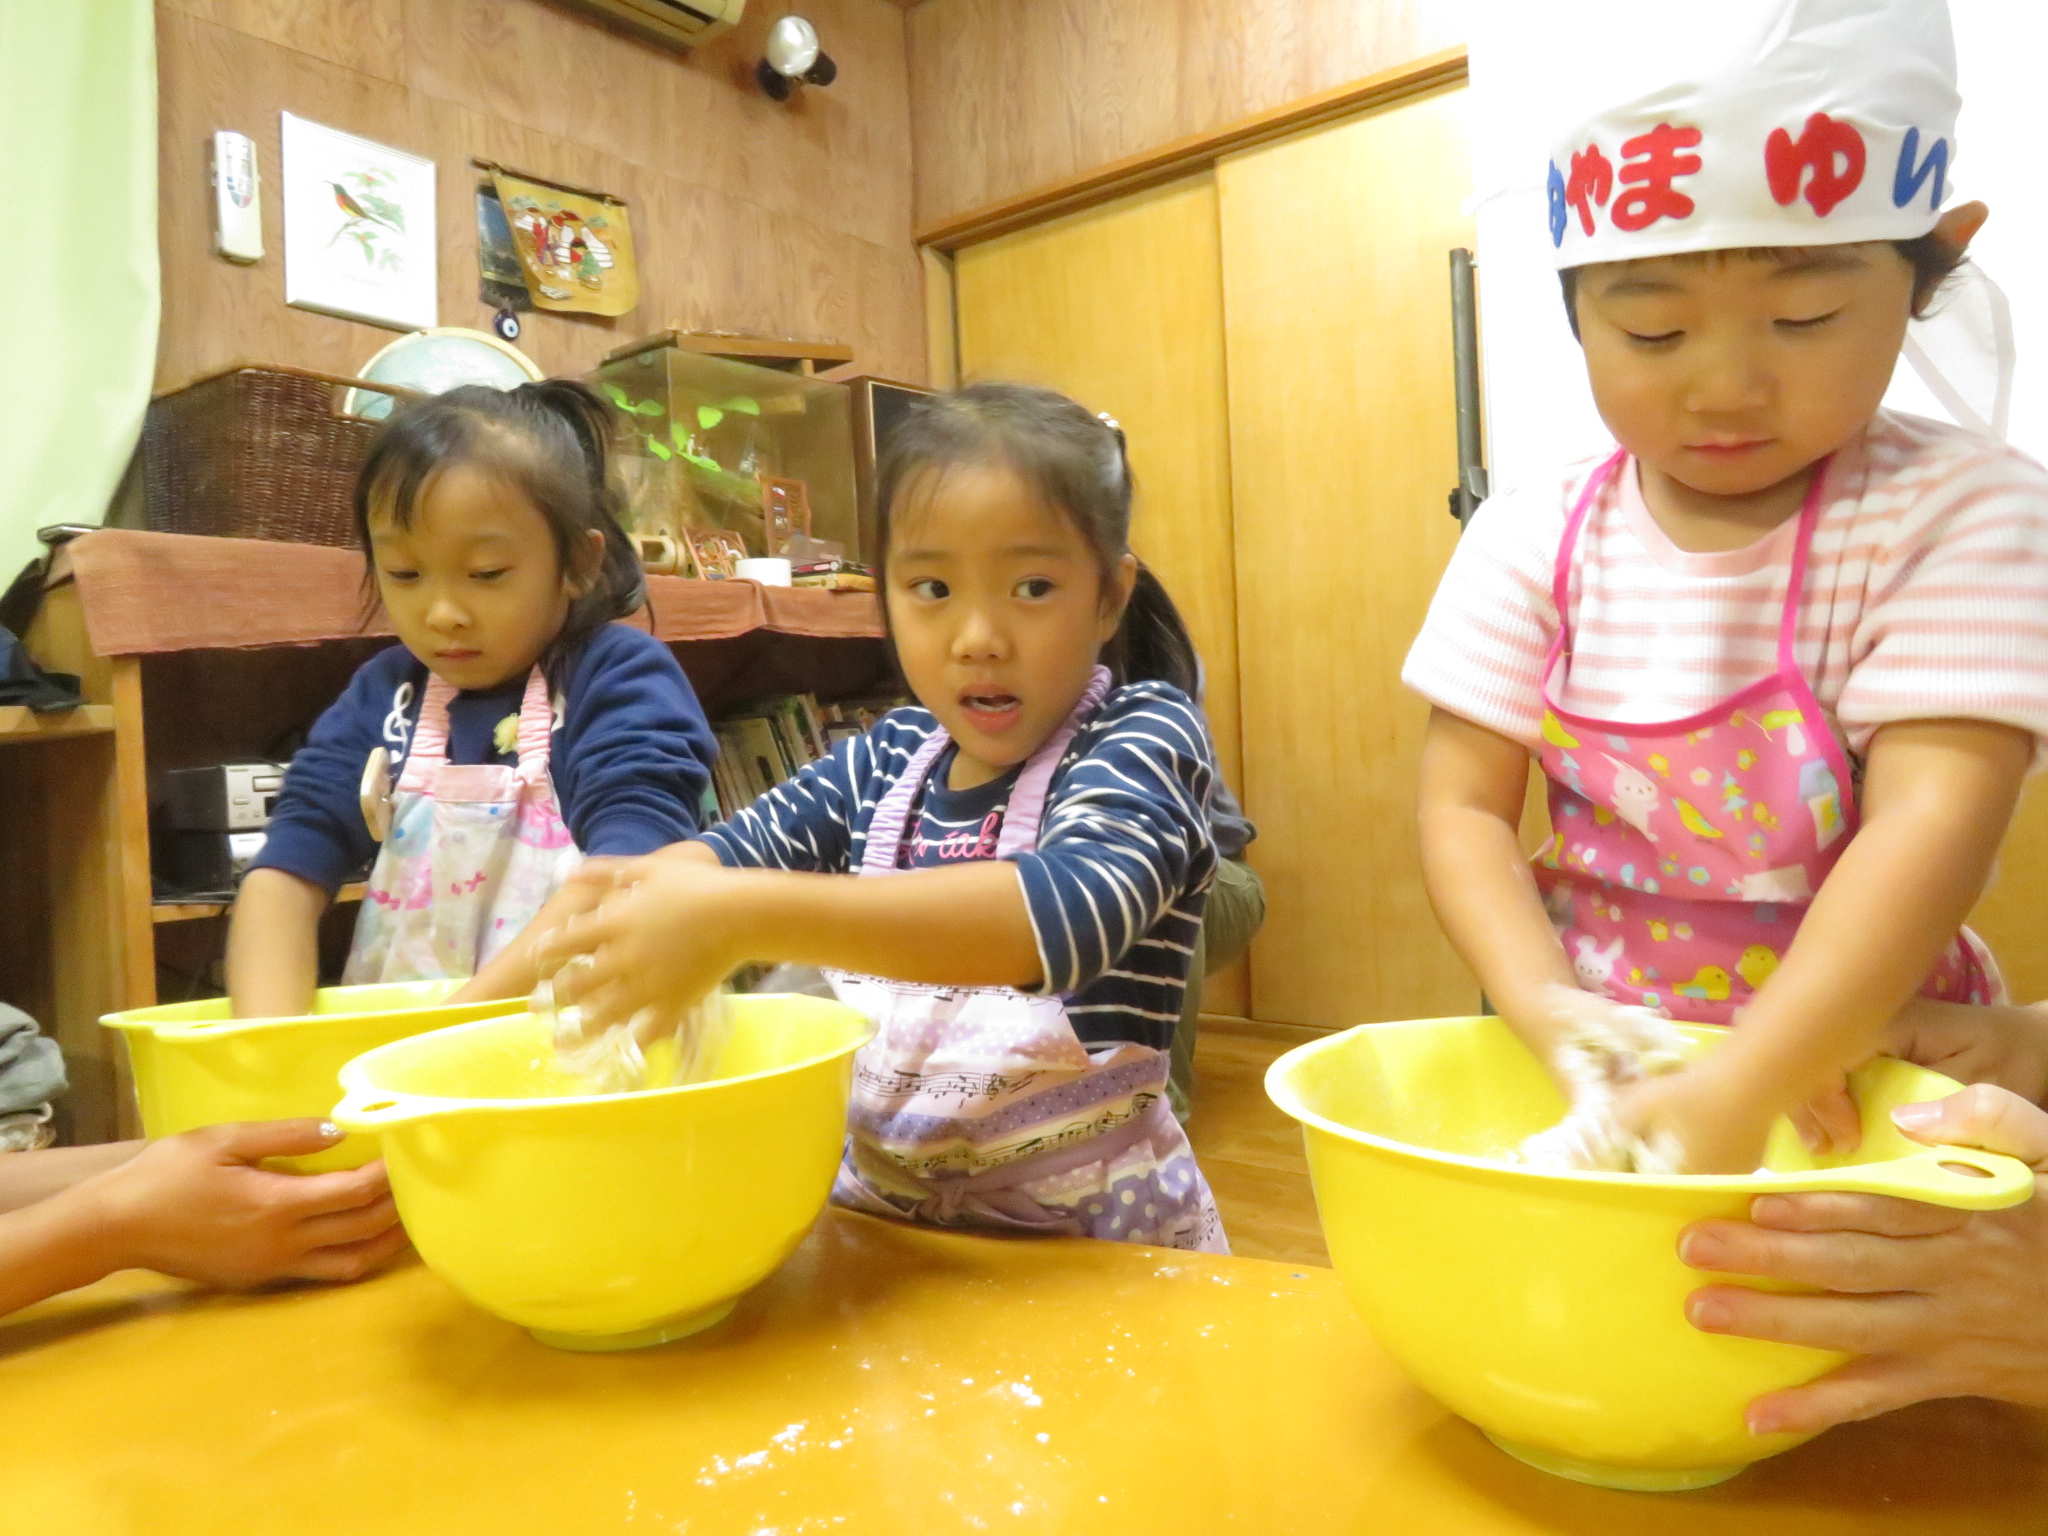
[826,667,1227,1252]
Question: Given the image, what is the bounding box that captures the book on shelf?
[704,691,908,821]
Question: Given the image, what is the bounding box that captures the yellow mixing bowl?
[1265,1016,2034,1492]
[331,995,872,1351]
[103,981,523,1172]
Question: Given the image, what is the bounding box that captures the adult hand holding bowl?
[1683,1081,2048,1436]
[1265,1017,2036,1490]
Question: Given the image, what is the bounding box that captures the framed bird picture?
[280,113,438,331]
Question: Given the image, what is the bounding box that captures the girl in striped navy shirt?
[546,383,1226,1251]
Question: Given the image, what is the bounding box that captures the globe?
[344,327,543,419]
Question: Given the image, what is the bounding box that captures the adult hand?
[1679,1083,2048,1435]
[1884,997,2048,1107]
[83,1119,408,1288]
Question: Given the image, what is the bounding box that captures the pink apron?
[1533,450,1999,1025]
[826,667,1228,1253]
[344,667,582,983]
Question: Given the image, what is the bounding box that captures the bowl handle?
[1766,1145,2034,1211]
[331,1087,428,1132]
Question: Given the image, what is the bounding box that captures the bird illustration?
[1737,945,1779,990]
[1675,965,1733,1002]
[1673,798,1724,839]
[1541,711,1581,750]
[329,181,400,230]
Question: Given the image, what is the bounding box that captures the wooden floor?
[1185,1016,1331,1267]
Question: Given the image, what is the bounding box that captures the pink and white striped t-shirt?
[1403,412,2048,759]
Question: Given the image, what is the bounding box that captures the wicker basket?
[141,365,420,547]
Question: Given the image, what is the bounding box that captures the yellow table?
[6,1210,2043,1533]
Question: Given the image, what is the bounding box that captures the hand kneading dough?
[1514,1008,1690,1174]
[532,977,732,1095]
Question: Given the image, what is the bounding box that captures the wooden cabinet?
[9,529,892,1144]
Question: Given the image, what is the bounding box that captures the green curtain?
[0,0,158,580]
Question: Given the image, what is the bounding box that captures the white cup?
[736,557,793,586]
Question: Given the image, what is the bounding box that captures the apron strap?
[395,675,457,793]
[860,729,953,876]
[1545,449,1833,690]
[859,665,1117,875]
[1774,461,1832,675]
[514,668,555,786]
[995,665,1113,859]
[1546,447,1629,675]
[395,668,555,793]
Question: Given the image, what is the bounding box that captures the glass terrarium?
[592,341,859,566]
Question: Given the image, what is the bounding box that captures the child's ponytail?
[1103,561,1199,695]
[520,378,647,648]
[877,381,1203,697]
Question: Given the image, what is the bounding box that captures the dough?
[1515,1008,1690,1174]
[531,979,733,1095]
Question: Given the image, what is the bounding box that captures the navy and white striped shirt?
[701,681,1218,1052]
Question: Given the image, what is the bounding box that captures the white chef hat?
[1546,0,1960,269]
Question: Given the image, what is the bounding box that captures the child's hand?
[1603,1062,1784,1174]
[449,857,629,1004]
[83,1120,408,1288]
[541,849,747,1045]
[1512,984,1689,1105]
[1786,1075,1864,1159]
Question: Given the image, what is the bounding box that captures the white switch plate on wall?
[211,129,263,262]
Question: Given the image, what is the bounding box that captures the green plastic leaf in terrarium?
[670,420,692,450]
[722,397,761,417]
[697,405,724,430]
[633,398,664,417]
[602,383,632,409]
[646,436,672,461]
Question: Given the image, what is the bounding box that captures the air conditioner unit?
[546,0,744,49]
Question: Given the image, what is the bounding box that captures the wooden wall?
[156,0,926,392]
[904,0,1464,228]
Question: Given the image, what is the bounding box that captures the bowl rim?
[1262,1016,2026,1201]
[333,996,876,1126]
[100,981,517,1041]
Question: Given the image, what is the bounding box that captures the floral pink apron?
[344,667,581,983]
[1533,449,1999,1025]
[826,667,1227,1253]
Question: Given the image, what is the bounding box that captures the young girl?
[1404,1,2048,1173]
[542,383,1228,1252]
[227,381,718,1018]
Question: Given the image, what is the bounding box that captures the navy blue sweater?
[254,624,716,894]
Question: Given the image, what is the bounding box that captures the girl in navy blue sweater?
[227,382,715,1018]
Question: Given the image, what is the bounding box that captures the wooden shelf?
[0,704,115,741]
[57,530,883,657]
[152,881,365,926]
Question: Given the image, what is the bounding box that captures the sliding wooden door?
[1219,87,1477,1028]
[946,89,1479,1030]
[954,175,1247,1014]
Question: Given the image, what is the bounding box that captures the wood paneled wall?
[904,0,1464,228]
[156,0,927,392]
